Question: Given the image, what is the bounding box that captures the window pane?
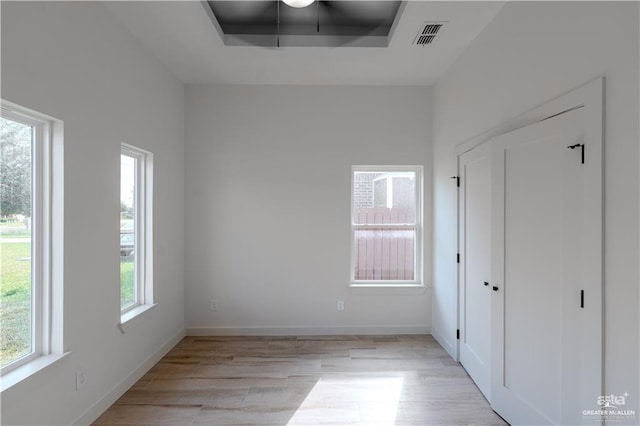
[120,154,136,310]
[373,178,387,208]
[353,171,416,224]
[0,117,33,367]
[353,228,415,280]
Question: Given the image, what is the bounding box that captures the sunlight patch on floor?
[287,376,404,425]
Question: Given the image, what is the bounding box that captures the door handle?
[492,286,499,292]
[484,281,489,287]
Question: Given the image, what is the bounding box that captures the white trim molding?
[186,325,431,336]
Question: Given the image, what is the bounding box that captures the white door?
[490,108,602,425]
[458,142,492,400]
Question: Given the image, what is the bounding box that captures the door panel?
[490,108,601,425]
[458,142,492,400]
[503,129,566,423]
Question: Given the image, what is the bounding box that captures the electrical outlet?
[210,299,218,311]
[76,371,87,390]
[337,300,345,311]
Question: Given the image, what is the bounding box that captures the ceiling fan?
[206,0,401,48]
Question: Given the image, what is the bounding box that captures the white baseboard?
[72,328,185,426]
[431,327,457,360]
[186,325,430,336]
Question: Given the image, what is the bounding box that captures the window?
[1,101,63,377]
[351,166,422,286]
[120,144,153,322]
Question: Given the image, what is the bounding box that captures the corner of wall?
[73,329,185,426]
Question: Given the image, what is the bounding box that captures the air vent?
[413,21,447,46]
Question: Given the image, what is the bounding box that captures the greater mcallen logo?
[583,392,636,420]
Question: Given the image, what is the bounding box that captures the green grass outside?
[1,239,137,366]
[0,224,31,239]
[0,222,28,229]
[120,258,135,308]
[0,231,31,239]
[0,242,32,367]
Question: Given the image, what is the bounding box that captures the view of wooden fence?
[353,208,415,281]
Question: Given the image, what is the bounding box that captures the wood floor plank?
[94,335,505,425]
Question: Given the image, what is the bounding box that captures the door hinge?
[456,329,460,340]
[567,143,585,164]
[456,253,460,263]
[450,175,460,187]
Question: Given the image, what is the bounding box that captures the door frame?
[454,77,604,402]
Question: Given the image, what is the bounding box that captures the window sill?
[349,283,428,295]
[119,303,157,334]
[349,282,425,288]
[1,352,70,393]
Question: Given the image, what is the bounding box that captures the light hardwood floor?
[94,335,506,425]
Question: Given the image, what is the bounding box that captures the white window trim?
[0,100,65,385]
[350,165,423,287]
[119,143,154,332]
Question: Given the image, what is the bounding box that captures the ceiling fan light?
[282,0,315,8]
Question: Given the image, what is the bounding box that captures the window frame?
[0,102,60,377]
[350,165,423,287]
[119,143,154,326]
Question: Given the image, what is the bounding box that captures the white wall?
[185,85,431,334]
[1,2,185,425]
[432,0,639,418]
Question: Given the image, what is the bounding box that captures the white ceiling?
[105,1,505,86]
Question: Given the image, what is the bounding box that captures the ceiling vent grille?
[413,21,447,46]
